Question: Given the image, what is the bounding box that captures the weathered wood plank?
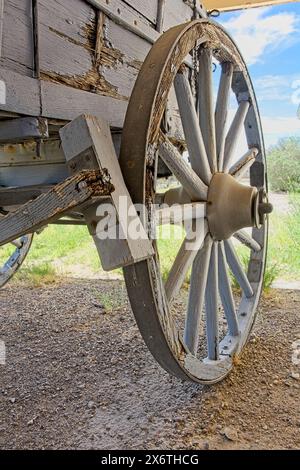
[99,16,152,100]
[123,0,158,24]
[0,117,48,143]
[0,66,128,125]
[163,0,197,30]
[88,0,158,43]
[0,68,41,115]
[0,169,114,246]
[38,0,97,92]
[0,0,34,76]
[0,0,4,58]
[40,80,127,127]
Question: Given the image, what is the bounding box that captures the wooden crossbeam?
[0,169,114,247]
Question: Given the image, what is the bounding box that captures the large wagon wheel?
[0,231,33,288]
[120,19,272,384]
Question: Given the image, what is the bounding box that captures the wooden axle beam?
[0,169,113,247]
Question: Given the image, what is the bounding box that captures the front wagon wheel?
[120,19,271,384]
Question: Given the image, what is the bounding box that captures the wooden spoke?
[165,221,208,303]
[205,242,219,360]
[218,242,239,336]
[224,239,253,298]
[198,48,217,172]
[215,62,234,171]
[234,230,261,252]
[223,100,250,172]
[156,202,205,226]
[229,148,258,180]
[159,138,208,201]
[184,235,212,354]
[10,239,22,249]
[174,72,211,185]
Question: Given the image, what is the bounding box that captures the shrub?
[267,137,300,192]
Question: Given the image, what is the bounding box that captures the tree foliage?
[267,137,300,192]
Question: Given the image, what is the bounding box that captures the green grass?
[268,194,300,280]
[1,194,300,288]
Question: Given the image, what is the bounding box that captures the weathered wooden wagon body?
[0,0,275,383]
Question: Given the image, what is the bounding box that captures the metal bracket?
[59,114,154,271]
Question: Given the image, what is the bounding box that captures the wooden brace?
[59,114,154,271]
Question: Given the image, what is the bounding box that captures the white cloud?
[253,74,300,105]
[221,8,299,65]
[261,115,300,135]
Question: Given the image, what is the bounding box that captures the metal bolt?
[78,181,87,190]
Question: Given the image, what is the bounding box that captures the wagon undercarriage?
[0,0,273,383]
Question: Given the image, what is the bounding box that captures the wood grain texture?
[0,68,41,115]
[0,0,4,58]
[41,80,127,127]
[0,169,113,246]
[0,117,48,143]
[124,0,158,24]
[0,0,34,76]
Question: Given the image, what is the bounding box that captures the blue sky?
[219,2,300,149]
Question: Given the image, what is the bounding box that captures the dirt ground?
[0,279,299,450]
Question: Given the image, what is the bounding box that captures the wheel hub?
[206,173,272,241]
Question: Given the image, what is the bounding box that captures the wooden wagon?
[0,0,275,383]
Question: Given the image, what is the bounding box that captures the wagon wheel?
[0,213,33,287]
[120,19,272,384]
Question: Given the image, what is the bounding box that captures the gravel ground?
[0,280,299,450]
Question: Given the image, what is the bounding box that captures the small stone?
[200,441,210,450]
[87,401,96,409]
[9,398,16,404]
[221,426,238,442]
[290,372,300,381]
[27,419,34,425]
[93,303,105,310]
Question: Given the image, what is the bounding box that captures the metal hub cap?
[207,173,258,240]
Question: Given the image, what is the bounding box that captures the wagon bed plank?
[0,0,34,76]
